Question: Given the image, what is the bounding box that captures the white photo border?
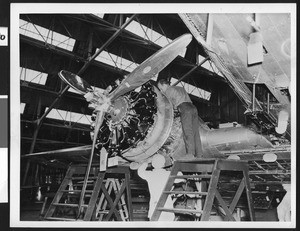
[10,3,296,228]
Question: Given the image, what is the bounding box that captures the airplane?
[20,13,292,222]
[17,11,293,224]
[22,14,292,173]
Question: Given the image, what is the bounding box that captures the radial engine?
[90,80,276,168]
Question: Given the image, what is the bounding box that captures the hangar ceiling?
[19,13,290,155]
[20,13,231,155]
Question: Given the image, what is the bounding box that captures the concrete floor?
[20,200,279,222]
[20,201,44,221]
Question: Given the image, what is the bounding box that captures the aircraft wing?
[179,13,291,137]
[21,145,93,168]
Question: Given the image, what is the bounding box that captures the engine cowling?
[92,81,173,164]
[91,81,274,168]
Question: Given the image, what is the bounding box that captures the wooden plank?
[45,217,77,221]
[216,159,248,171]
[150,161,180,221]
[100,183,120,221]
[44,165,75,218]
[125,171,133,221]
[201,161,220,221]
[106,180,126,221]
[83,172,105,221]
[163,191,208,195]
[71,176,98,180]
[52,203,79,207]
[243,169,256,221]
[158,207,203,215]
[170,174,211,179]
[221,178,247,221]
[97,180,113,221]
[227,178,246,215]
[215,190,235,221]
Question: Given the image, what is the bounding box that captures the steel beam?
[22,137,88,146]
[78,14,137,75]
[20,35,127,76]
[23,14,137,186]
[172,56,209,86]
[28,14,137,153]
[206,14,214,45]
[22,119,91,132]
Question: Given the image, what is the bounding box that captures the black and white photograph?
[5,2,296,229]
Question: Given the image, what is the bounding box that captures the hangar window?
[20,103,26,114]
[68,83,107,95]
[125,20,187,58]
[95,50,139,72]
[170,78,211,101]
[20,67,48,85]
[92,13,105,19]
[92,86,106,93]
[19,19,75,51]
[68,87,81,94]
[125,20,172,48]
[45,107,91,126]
[198,55,224,77]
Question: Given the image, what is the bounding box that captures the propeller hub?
[108,97,129,125]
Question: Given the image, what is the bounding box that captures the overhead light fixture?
[275,109,289,134]
[227,154,240,160]
[263,153,277,162]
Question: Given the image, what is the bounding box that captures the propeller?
[57,33,193,216]
[77,108,105,216]
[58,70,93,95]
[107,33,193,101]
[57,33,193,161]
[58,33,192,141]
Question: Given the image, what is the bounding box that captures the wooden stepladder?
[84,166,133,221]
[95,177,130,221]
[43,164,133,221]
[151,158,255,221]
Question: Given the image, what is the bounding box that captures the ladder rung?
[52,203,79,207]
[60,190,94,193]
[76,180,95,184]
[157,207,203,215]
[52,203,89,208]
[44,217,77,221]
[73,183,94,186]
[97,210,109,214]
[71,176,98,180]
[163,191,208,195]
[170,174,211,179]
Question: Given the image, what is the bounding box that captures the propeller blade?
[58,70,93,95]
[78,109,105,212]
[92,109,105,148]
[108,33,193,101]
[21,145,92,158]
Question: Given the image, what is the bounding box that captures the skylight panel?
[198,55,224,77]
[92,13,105,19]
[95,50,139,72]
[19,19,75,51]
[68,87,81,94]
[45,107,91,125]
[125,20,172,47]
[69,111,91,125]
[20,67,48,85]
[20,103,26,114]
[67,79,107,95]
[178,47,187,58]
[92,86,106,94]
[170,77,211,101]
